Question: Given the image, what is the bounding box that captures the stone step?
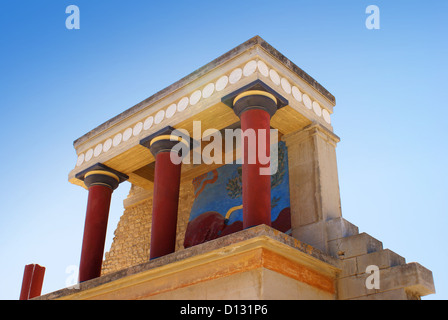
[357,249,406,273]
[336,262,435,300]
[340,248,406,278]
[326,217,359,241]
[328,232,383,259]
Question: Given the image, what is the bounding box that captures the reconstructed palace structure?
[35,36,434,300]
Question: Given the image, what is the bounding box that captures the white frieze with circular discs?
[85,149,94,162]
[103,139,112,153]
[122,127,133,142]
[190,90,202,106]
[177,97,189,112]
[291,86,302,102]
[143,116,154,131]
[257,60,269,77]
[322,109,331,124]
[75,58,332,169]
[269,69,281,86]
[94,144,103,157]
[302,94,312,109]
[166,104,177,119]
[243,60,257,77]
[215,75,228,92]
[281,77,292,94]
[133,122,143,136]
[229,68,243,84]
[113,133,122,147]
[154,110,165,125]
[202,83,215,99]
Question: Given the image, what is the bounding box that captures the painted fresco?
[184,141,291,248]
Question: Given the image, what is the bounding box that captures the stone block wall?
[101,182,194,276]
[101,187,151,275]
[326,217,435,299]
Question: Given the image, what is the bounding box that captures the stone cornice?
[35,225,340,300]
[73,36,334,150]
[69,37,337,187]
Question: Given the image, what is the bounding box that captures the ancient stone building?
[38,36,434,300]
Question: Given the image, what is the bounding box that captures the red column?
[19,264,45,300]
[78,169,122,282]
[150,151,182,259]
[233,90,278,229]
[79,184,113,282]
[241,108,272,228]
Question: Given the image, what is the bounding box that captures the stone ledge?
[379,262,435,297]
[356,249,406,275]
[336,262,435,300]
[36,225,340,300]
[328,232,383,259]
[326,217,359,242]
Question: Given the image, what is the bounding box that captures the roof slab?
[69,36,336,190]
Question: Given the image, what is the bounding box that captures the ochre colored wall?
[101,182,194,276]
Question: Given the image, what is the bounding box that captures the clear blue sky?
[0,0,446,300]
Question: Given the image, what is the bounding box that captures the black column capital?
[75,163,128,190]
[140,126,193,157]
[221,79,288,118]
[233,90,278,118]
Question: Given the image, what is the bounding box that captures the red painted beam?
[19,264,45,300]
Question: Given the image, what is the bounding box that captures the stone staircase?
[324,217,435,300]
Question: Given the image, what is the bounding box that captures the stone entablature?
[69,36,336,191]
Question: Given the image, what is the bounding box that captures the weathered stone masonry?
[101,182,194,275]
